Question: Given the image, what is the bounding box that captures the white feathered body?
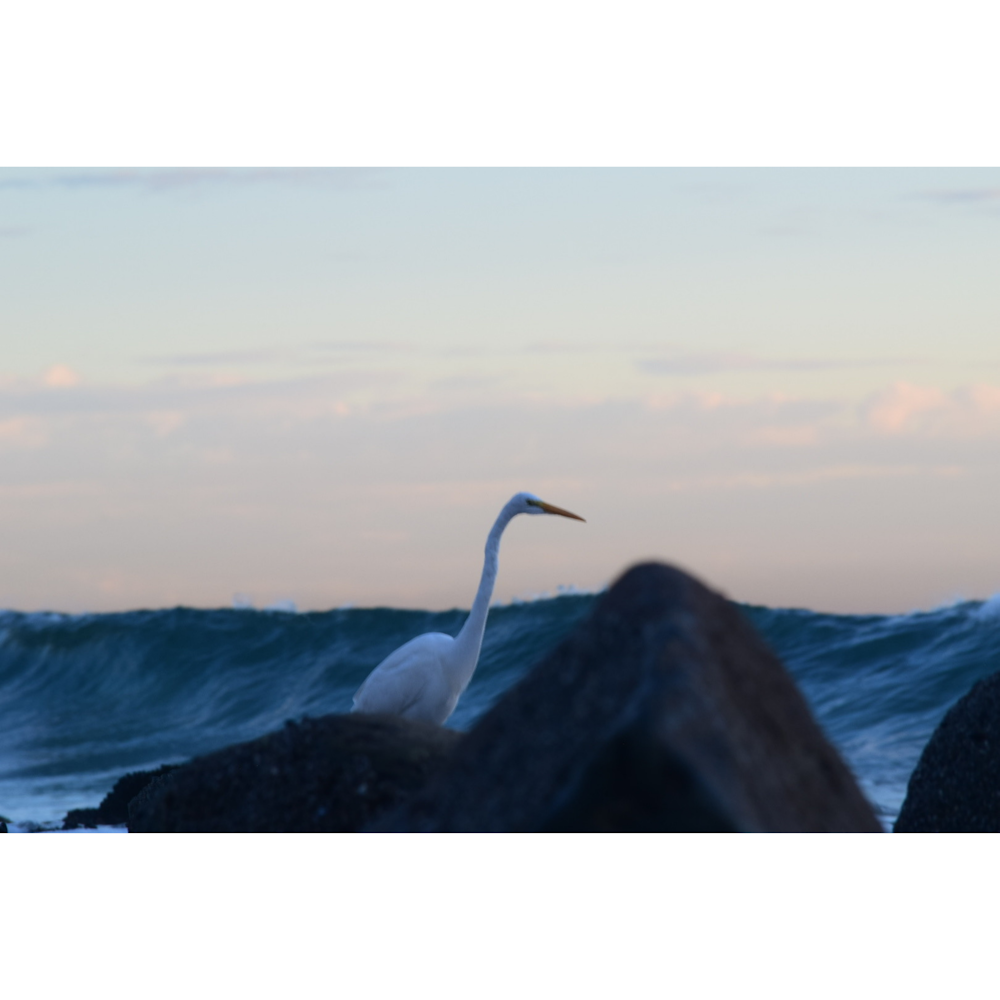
[351,632,469,724]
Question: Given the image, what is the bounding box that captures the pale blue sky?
[3,168,1000,613]
[5,168,1000,379]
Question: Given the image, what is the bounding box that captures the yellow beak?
[534,500,586,522]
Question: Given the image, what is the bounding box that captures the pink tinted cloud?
[865,382,1000,435]
[0,417,48,449]
[43,365,81,388]
[866,383,947,432]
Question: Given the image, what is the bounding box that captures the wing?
[352,632,454,721]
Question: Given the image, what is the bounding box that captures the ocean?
[3,591,999,831]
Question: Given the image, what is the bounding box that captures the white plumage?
[352,492,584,725]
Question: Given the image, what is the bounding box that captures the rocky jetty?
[125,561,880,833]
[128,713,463,832]
[894,671,1000,832]
[370,562,881,832]
[62,766,180,829]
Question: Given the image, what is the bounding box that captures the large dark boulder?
[62,765,180,829]
[895,672,1000,832]
[128,713,463,832]
[370,562,882,832]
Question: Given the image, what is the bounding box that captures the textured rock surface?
[62,766,180,829]
[128,713,463,832]
[895,672,1000,832]
[370,562,882,832]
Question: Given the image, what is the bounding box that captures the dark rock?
[0,820,7,833]
[127,772,174,824]
[60,808,101,830]
[62,766,181,829]
[128,714,464,832]
[370,562,882,832]
[895,672,1000,832]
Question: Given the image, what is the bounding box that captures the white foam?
[264,599,297,613]
[505,583,604,606]
[931,594,967,611]
[5,823,127,833]
[973,593,1000,622]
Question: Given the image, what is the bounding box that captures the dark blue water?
[3,593,1000,828]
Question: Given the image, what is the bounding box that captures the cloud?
[658,463,964,494]
[8,371,1000,481]
[524,341,606,354]
[640,389,843,452]
[963,384,1000,412]
[916,189,1000,205]
[145,411,185,437]
[142,348,285,367]
[0,168,384,195]
[43,365,81,388]
[6,370,1000,614]
[428,374,509,394]
[744,425,819,447]
[864,382,1000,435]
[866,382,946,432]
[142,341,419,369]
[309,340,419,354]
[0,417,47,449]
[0,370,403,426]
[637,353,905,376]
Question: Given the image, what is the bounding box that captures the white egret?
[352,492,585,725]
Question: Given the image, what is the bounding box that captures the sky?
[3,167,1000,614]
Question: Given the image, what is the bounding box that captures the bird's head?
[512,492,586,521]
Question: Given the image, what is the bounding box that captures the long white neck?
[450,498,520,687]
